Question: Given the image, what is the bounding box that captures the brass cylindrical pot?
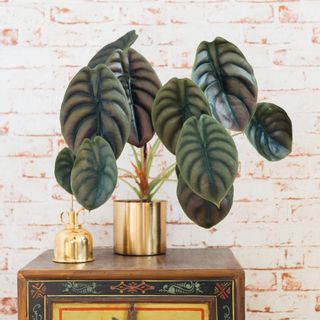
[113,200,166,256]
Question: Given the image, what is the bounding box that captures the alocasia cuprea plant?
[55,30,172,211]
[55,31,293,229]
[152,36,292,228]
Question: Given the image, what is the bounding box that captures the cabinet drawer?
[50,298,215,320]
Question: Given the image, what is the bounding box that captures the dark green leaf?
[88,30,138,68]
[192,37,258,131]
[71,136,117,210]
[107,48,161,147]
[152,78,211,154]
[60,64,131,159]
[177,172,234,229]
[54,147,75,194]
[176,114,238,206]
[245,102,293,161]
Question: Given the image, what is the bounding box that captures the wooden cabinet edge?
[235,270,245,320]
[18,269,244,281]
[18,271,27,320]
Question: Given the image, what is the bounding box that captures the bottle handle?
[59,208,86,225]
[60,211,65,224]
[76,207,86,225]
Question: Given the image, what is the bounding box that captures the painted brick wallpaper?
[0,0,319,319]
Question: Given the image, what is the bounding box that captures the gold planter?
[113,200,166,256]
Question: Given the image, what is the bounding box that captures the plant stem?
[70,195,74,212]
[143,144,147,163]
[136,144,149,201]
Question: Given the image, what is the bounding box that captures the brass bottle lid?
[53,209,94,263]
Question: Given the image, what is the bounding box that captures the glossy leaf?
[54,147,75,194]
[88,30,138,68]
[107,48,161,147]
[177,171,234,229]
[176,114,238,206]
[60,64,131,159]
[152,78,211,154]
[71,136,117,210]
[192,37,258,131]
[245,102,293,161]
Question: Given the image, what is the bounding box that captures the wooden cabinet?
[18,248,244,320]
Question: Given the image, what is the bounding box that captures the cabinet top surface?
[19,248,242,276]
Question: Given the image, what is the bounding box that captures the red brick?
[282,270,320,291]
[282,272,301,290]
[291,201,320,223]
[279,3,320,23]
[0,6,44,26]
[0,252,8,271]
[279,5,298,23]
[312,27,320,44]
[10,114,60,137]
[169,3,206,24]
[244,25,308,45]
[50,5,117,24]
[0,274,16,296]
[305,247,320,268]
[0,136,53,157]
[254,67,305,90]
[119,4,168,25]
[21,158,54,179]
[303,114,320,134]
[246,271,277,292]
[258,89,320,113]
[232,247,303,270]
[246,291,317,315]
[0,298,17,315]
[206,3,274,23]
[316,296,320,312]
[273,49,320,67]
[0,29,18,46]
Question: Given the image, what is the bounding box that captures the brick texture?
[0,1,319,319]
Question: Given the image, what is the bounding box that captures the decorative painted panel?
[27,280,235,320]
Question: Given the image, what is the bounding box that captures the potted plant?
[114,138,175,255]
[54,30,293,260]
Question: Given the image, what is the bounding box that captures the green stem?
[70,195,74,212]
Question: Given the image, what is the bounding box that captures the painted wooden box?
[18,248,245,320]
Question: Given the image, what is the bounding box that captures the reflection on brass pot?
[53,210,94,263]
[114,200,166,256]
